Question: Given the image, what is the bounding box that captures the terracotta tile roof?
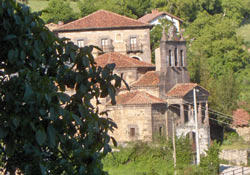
[112,91,165,105]
[45,23,59,31]
[95,52,154,69]
[55,10,152,31]
[232,109,250,126]
[138,11,183,24]
[166,83,198,97]
[132,71,160,87]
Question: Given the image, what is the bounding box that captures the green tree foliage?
[78,0,150,18]
[41,0,77,23]
[199,141,220,175]
[186,11,250,120]
[78,0,98,17]
[103,137,193,175]
[221,0,250,23]
[0,0,123,174]
[123,0,151,18]
[150,19,172,63]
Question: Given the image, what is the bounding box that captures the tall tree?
[185,11,250,119]
[41,0,77,23]
[0,0,123,174]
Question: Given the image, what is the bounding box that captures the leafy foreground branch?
[0,0,123,174]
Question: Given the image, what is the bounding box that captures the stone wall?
[152,104,168,139]
[57,28,151,63]
[219,149,250,166]
[176,125,210,154]
[107,105,153,142]
[233,126,250,141]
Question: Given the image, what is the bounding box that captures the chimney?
[58,21,64,25]
[151,9,159,14]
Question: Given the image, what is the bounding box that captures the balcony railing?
[126,43,143,53]
[98,45,114,54]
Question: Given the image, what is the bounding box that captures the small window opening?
[101,38,109,48]
[169,50,172,66]
[77,39,84,48]
[130,128,135,137]
[159,126,163,136]
[175,48,178,66]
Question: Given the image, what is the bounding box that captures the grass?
[102,140,195,175]
[220,132,250,150]
[103,144,175,175]
[220,142,250,150]
[25,0,80,13]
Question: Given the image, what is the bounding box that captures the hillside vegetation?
[23,0,80,12]
[102,139,220,175]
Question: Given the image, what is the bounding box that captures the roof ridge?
[125,91,137,104]
[103,9,151,26]
[56,10,101,30]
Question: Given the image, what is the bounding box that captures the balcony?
[126,43,143,53]
[98,45,114,54]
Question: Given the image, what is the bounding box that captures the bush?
[0,0,123,174]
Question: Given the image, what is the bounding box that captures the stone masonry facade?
[54,10,211,154]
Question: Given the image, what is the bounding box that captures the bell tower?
[156,25,190,92]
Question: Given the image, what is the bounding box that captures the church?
[54,10,211,153]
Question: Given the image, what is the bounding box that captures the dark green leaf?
[108,87,116,105]
[0,127,8,139]
[6,140,15,156]
[58,93,70,103]
[4,34,16,40]
[12,117,20,128]
[72,114,83,126]
[36,129,47,146]
[8,49,15,63]
[47,125,56,148]
[24,83,33,100]
[40,164,46,175]
[111,136,117,147]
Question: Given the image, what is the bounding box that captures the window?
[174,48,178,66]
[115,33,122,41]
[169,50,172,66]
[180,50,184,67]
[130,37,137,50]
[101,38,109,49]
[159,126,163,136]
[77,39,84,48]
[130,128,135,137]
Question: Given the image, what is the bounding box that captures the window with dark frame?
[77,39,84,48]
[130,37,137,50]
[174,48,178,66]
[159,126,163,136]
[130,128,135,137]
[169,50,172,66]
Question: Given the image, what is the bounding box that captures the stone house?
[95,26,210,154]
[54,10,152,63]
[53,9,210,153]
[232,108,250,141]
[138,9,183,32]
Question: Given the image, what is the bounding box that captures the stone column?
[204,102,209,126]
[180,104,185,124]
[188,105,192,122]
[165,110,169,140]
[198,103,202,125]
